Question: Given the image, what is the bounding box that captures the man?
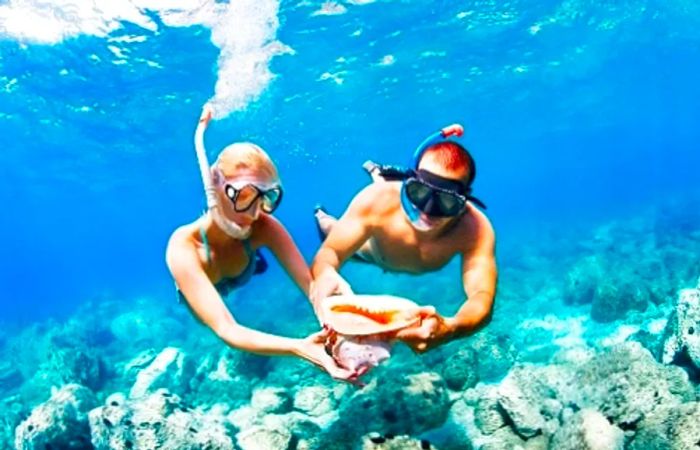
[311,124,497,353]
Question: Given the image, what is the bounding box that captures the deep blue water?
[0,0,699,324]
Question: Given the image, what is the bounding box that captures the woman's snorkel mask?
[194,107,282,239]
[381,124,486,231]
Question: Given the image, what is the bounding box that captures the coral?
[0,397,26,450]
[186,350,256,412]
[19,346,104,407]
[629,402,700,450]
[227,405,323,449]
[566,255,604,305]
[293,385,336,417]
[468,332,517,382]
[360,434,439,449]
[574,342,695,427]
[317,369,450,448]
[549,409,624,450]
[661,280,700,381]
[629,402,700,449]
[473,389,507,435]
[14,384,96,450]
[462,342,694,447]
[250,386,292,414]
[496,365,559,439]
[590,279,650,323]
[440,347,478,391]
[628,328,664,360]
[89,389,234,450]
[129,347,193,399]
[479,427,534,450]
[236,425,292,450]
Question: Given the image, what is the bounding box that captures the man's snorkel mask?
[379,124,486,231]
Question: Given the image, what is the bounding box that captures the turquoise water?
[1,1,700,449]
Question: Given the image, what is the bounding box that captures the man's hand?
[310,269,354,318]
[395,308,458,353]
[295,329,359,383]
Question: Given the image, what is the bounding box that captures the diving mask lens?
[224,183,283,214]
[260,187,283,213]
[404,180,432,209]
[404,178,466,217]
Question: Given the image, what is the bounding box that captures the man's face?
[406,154,470,232]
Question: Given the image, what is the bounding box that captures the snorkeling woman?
[166,106,354,381]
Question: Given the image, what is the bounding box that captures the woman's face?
[214,166,280,228]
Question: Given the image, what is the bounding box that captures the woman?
[166,106,353,381]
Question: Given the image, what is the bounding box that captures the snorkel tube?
[411,123,464,168]
[194,106,252,239]
[195,107,218,210]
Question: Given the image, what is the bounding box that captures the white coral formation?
[630,402,700,449]
[129,347,192,399]
[15,384,96,450]
[662,280,700,371]
[293,385,336,417]
[550,409,624,450]
[89,389,234,450]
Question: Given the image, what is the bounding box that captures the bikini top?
[198,226,268,297]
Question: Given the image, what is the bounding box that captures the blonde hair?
[214,142,279,181]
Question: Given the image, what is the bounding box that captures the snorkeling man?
[311,125,497,353]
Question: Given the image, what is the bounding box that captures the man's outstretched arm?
[311,189,376,308]
[396,215,497,352]
[453,223,497,337]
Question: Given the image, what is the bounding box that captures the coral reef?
[15,384,96,450]
[89,389,234,450]
[316,369,450,448]
[549,409,624,450]
[662,279,700,381]
[439,347,479,391]
[629,401,700,449]
[4,202,700,449]
[129,347,193,399]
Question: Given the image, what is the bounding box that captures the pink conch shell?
[330,337,391,374]
[320,295,424,376]
[320,294,423,336]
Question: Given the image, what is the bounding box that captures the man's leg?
[314,206,377,264]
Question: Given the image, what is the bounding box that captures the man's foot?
[362,160,383,183]
[314,205,334,242]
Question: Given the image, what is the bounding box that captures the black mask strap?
[376,165,414,181]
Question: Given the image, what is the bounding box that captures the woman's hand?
[294,329,359,383]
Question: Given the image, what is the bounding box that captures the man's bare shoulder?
[348,181,401,216]
[468,206,494,235]
[454,205,495,251]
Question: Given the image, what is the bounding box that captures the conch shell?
[320,294,422,336]
[319,295,424,376]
